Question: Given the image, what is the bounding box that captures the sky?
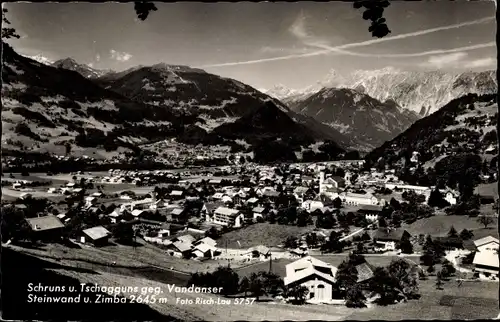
[4,1,497,90]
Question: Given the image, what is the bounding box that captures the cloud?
[95,54,101,62]
[109,49,132,62]
[198,16,494,68]
[289,11,309,39]
[88,63,94,68]
[422,52,468,68]
[464,57,496,68]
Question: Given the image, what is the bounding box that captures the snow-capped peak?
[22,53,54,65]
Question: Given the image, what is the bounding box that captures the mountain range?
[1,43,349,163]
[288,87,419,151]
[266,67,497,117]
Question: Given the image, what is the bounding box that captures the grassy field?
[402,215,498,239]
[217,223,315,248]
[475,182,498,197]
[346,278,499,320]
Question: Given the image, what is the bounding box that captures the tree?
[399,236,414,254]
[305,233,318,248]
[435,272,444,290]
[345,283,367,308]
[333,197,342,209]
[2,8,20,40]
[285,284,309,305]
[249,272,266,301]
[336,260,359,292]
[427,188,449,209]
[447,226,458,238]
[378,216,387,228]
[111,222,134,245]
[213,266,240,296]
[441,260,456,277]
[283,236,299,249]
[477,216,494,229]
[239,276,250,298]
[459,229,474,241]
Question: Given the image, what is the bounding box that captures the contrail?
[309,41,496,58]
[198,16,494,68]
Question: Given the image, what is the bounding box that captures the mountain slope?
[2,44,350,163]
[52,58,112,79]
[364,93,498,186]
[1,43,178,158]
[288,87,419,151]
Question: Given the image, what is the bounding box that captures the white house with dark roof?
[208,207,245,228]
[284,256,337,303]
[472,236,499,277]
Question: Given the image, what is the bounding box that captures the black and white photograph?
[1,1,499,321]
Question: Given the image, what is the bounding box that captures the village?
[2,157,499,319]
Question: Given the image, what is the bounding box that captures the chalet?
[80,226,111,247]
[472,236,499,277]
[208,207,245,228]
[357,205,383,222]
[192,243,217,258]
[25,215,65,241]
[373,228,411,243]
[172,234,196,245]
[194,236,217,247]
[284,256,338,303]
[167,241,193,258]
[355,262,376,284]
[247,245,271,259]
[252,206,266,220]
[246,197,259,205]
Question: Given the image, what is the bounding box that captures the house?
[246,197,259,205]
[247,245,271,259]
[209,207,245,228]
[192,243,217,258]
[131,209,145,218]
[472,236,499,277]
[338,192,379,206]
[194,236,217,247]
[25,215,65,241]
[357,205,383,222]
[167,241,193,258]
[384,184,432,201]
[301,200,324,212]
[284,256,337,303]
[170,190,184,199]
[172,234,196,245]
[355,262,376,284]
[373,228,411,243]
[372,228,411,252]
[444,191,458,205]
[252,206,266,220]
[80,226,111,247]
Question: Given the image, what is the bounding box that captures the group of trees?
[188,266,287,300]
